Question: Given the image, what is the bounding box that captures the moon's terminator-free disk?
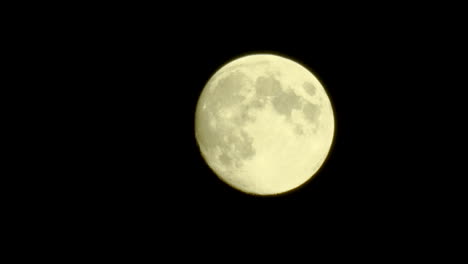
[195,54,335,195]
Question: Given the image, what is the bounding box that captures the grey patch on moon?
[237,130,256,158]
[255,75,282,96]
[196,107,245,154]
[303,102,321,124]
[210,71,248,110]
[219,152,232,166]
[232,104,257,126]
[272,90,302,118]
[199,70,259,170]
[217,128,256,169]
[226,130,256,159]
[303,81,316,96]
[250,99,265,109]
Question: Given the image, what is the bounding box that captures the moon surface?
[195,54,335,195]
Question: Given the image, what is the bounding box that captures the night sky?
[38,5,460,253]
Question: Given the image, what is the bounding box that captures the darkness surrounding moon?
[43,7,454,250]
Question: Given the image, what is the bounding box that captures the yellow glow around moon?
[195,54,335,195]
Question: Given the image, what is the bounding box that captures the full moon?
[195,54,335,195]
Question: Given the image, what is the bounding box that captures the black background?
[20,4,463,255]
[84,24,423,231]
